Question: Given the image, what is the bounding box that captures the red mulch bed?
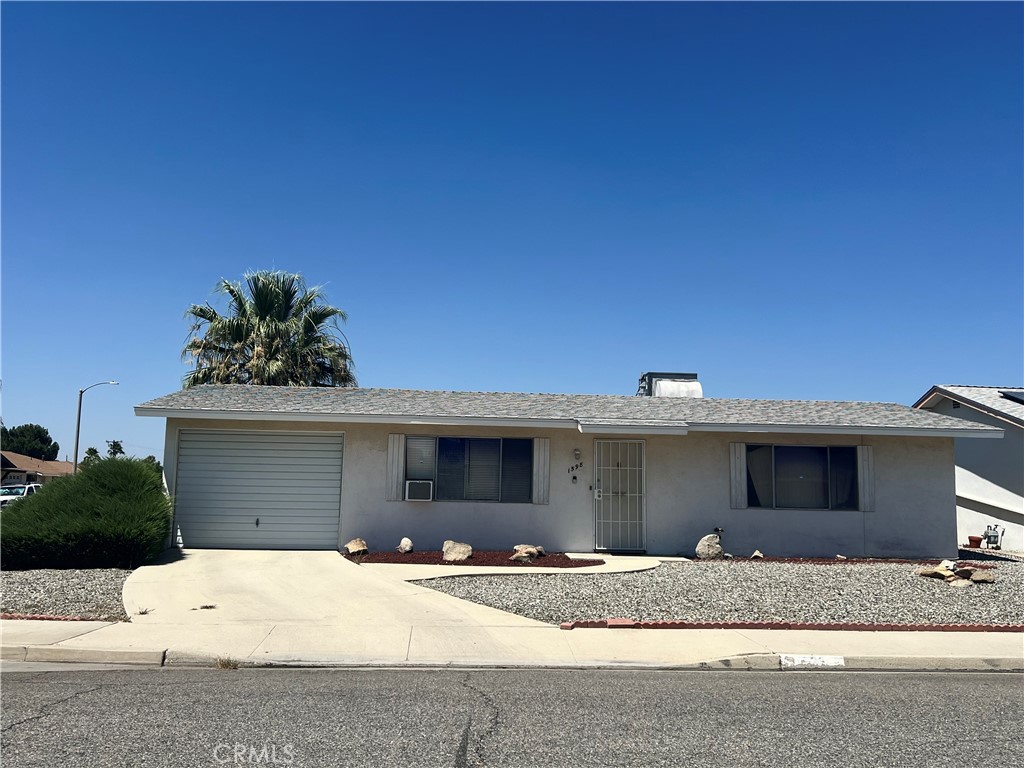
[347,551,605,568]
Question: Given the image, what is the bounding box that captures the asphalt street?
[1,666,1020,767]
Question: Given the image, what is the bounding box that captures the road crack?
[453,673,500,768]
[1,685,104,741]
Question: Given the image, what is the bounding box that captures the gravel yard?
[0,569,131,621]
[413,560,1024,626]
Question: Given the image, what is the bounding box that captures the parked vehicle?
[0,483,42,508]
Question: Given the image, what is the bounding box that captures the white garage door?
[174,430,344,550]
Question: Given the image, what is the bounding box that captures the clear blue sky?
[2,2,1021,462]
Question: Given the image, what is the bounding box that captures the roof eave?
[135,406,992,437]
[686,423,1002,438]
[135,407,582,431]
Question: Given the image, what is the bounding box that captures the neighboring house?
[913,385,1023,551]
[0,451,74,485]
[135,377,1000,558]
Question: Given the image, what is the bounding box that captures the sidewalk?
[2,551,1022,671]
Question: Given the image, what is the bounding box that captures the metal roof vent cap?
[637,372,703,398]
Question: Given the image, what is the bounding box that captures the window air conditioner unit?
[405,480,433,501]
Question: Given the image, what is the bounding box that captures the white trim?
[138,407,999,438]
[576,421,689,435]
[138,407,579,430]
[685,424,1000,438]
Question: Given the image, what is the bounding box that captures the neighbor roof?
[914,385,1024,429]
[0,451,74,477]
[136,385,1001,438]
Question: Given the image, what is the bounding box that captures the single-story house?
[913,385,1023,551]
[135,376,1001,558]
[1,451,74,485]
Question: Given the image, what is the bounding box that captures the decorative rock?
[946,578,974,588]
[442,540,473,562]
[344,538,369,555]
[835,555,848,561]
[970,570,996,584]
[917,567,955,579]
[695,533,724,560]
[512,545,540,561]
[939,559,957,570]
[514,544,546,557]
[750,550,764,559]
[396,537,414,554]
[954,567,976,579]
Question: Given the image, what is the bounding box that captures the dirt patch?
[347,551,605,568]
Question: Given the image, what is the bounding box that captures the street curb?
[5,645,1019,673]
[158,651,1023,673]
[0,644,166,666]
[559,619,1024,632]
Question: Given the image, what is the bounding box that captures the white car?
[0,483,42,508]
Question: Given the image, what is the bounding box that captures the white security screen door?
[594,440,645,551]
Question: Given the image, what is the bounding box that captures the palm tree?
[182,271,356,388]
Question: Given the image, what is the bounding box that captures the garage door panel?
[174,430,343,550]
[173,469,344,481]
[177,453,339,466]
[175,490,342,503]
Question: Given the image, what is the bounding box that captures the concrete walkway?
[2,550,1022,671]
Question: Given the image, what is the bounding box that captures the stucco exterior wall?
[163,419,959,558]
[927,399,1023,551]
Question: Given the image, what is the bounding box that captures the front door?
[594,440,645,551]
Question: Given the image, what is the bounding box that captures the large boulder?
[344,538,369,555]
[442,540,473,562]
[695,533,724,560]
[396,537,414,554]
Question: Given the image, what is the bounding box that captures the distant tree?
[81,447,102,466]
[106,440,125,458]
[1,424,60,460]
[142,455,164,477]
[182,270,356,388]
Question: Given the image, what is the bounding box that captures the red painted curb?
[1,613,99,622]
[559,619,1024,632]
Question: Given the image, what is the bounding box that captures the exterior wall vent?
[637,372,703,398]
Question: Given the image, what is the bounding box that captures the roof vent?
[637,372,703,398]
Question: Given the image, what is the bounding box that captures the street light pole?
[73,381,119,472]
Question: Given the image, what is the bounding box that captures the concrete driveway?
[111,548,563,664]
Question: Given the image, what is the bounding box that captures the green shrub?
[1,458,171,570]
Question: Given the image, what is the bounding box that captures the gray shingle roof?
[915,385,1024,428]
[136,385,999,436]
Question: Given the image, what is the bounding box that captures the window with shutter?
[404,436,536,503]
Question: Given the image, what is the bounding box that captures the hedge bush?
[1,458,171,570]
